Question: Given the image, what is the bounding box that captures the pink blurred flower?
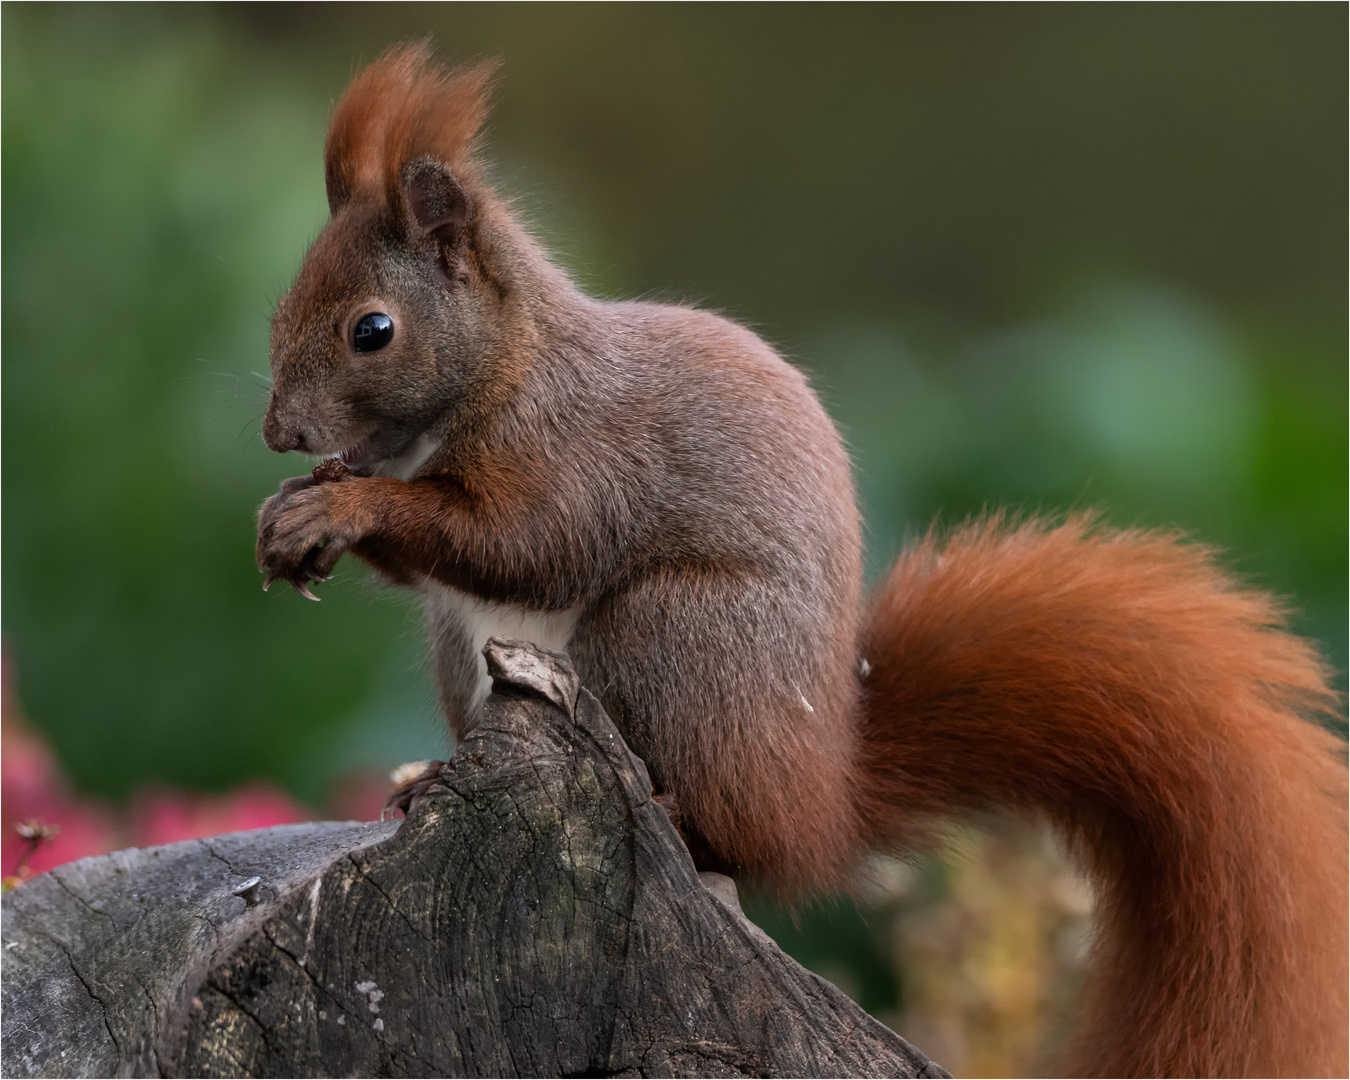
[2,666,121,879]
[128,782,312,848]
[1,646,394,890]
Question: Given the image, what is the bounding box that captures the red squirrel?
[256,44,1347,1077]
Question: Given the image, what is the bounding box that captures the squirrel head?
[264,43,507,472]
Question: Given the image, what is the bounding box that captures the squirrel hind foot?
[383,759,446,819]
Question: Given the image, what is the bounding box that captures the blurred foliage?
[3,4,1345,1070]
[876,823,1095,1077]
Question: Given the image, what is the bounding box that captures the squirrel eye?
[353,312,394,353]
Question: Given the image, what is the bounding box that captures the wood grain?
[2,639,946,1079]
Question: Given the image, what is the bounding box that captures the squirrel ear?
[401,157,472,251]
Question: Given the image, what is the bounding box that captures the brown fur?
[325,41,495,214]
[860,514,1347,1076]
[258,44,1348,1077]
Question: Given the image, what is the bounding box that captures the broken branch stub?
[1,637,947,1078]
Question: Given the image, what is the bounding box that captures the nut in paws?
[256,482,356,599]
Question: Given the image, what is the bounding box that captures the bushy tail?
[858,514,1347,1078]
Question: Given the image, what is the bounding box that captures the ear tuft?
[323,40,498,216]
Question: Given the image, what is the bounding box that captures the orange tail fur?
[859,514,1347,1077]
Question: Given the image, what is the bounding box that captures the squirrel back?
[257,43,1348,1077]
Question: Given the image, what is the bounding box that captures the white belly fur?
[422,581,581,715]
[372,432,439,481]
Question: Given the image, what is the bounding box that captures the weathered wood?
[2,639,948,1079]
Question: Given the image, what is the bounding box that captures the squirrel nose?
[262,403,310,454]
[264,425,309,454]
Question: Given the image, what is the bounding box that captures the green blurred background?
[3,3,1345,1068]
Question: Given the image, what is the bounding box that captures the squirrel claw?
[294,581,321,602]
[261,573,275,593]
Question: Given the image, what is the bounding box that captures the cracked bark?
[1,639,948,1079]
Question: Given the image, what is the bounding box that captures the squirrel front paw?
[256,476,361,600]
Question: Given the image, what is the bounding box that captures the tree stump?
[1,639,948,1078]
